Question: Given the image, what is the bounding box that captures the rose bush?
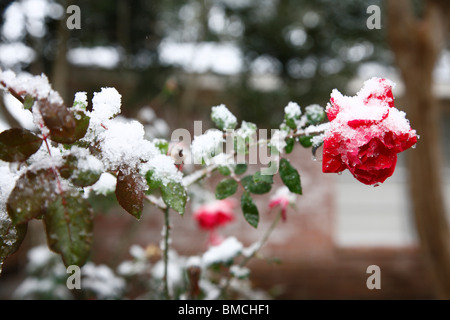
[0,69,418,299]
[322,77,418,185]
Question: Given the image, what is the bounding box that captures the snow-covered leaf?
[305,104,325,125]
[0,128,42,162]
[145,170,162,192]
[44,192,93,267]
[161,182,186,215]
[0,222,27,273]
[284,102,301,129]
[7,168,55,226]
[59,152,102,187]
[154,139,169,155]
[202,237,243,267]
[211,104,237,131]
[39,100,89,144]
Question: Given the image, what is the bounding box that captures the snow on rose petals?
[322,77,417,185]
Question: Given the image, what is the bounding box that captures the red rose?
[193,199,236,231]
[322,78,417,185]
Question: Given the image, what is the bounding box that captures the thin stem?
[220,210,282,298]
[1,81,25,104]
[145,194,167,210]
[240,211,282,267]
[182,163,218,188]
[162,207,171,300]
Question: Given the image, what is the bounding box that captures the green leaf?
[241,175,272,195]
[285,117,297,130]
[72,170,101,188]
[218,165,231,176]
[72,110,90,142]
[305,104,325,125]
[145,170,162,192]
[7,168,56,226]
[299,136,313,148]
[215,178,238,200]
[0,128,43,162]
[241,191,259,228]
[59,154,101,187]
[161,182,187,215]
[44,192,93,267]
[115,170,145,219]
[211,105,237,131]
[154,139,169,155]
[253,171,274,184]
[23,95,34,110]
[285,137,295,154]
[279,158,302,195]
[72,96,87,111]
[0,220,27,273]
[234,163,248,175]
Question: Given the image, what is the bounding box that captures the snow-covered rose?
[322,78,417,185]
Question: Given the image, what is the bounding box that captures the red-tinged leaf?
[7,168,57,226]
[0,128,42,162]
[59,154,77,179]
[43,192,93,267]
[39,99,89,144]
[115,170,145,219]
[39,99,77,144]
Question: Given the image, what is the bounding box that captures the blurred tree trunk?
[387,0,450,299]
[117,0,131,54]
[51,0,70,103]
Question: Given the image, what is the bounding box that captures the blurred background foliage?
[0,0,392,128]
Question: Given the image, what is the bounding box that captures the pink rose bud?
[268,187,296,221]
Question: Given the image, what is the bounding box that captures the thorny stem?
[162,207,171,300]
[220,210,282,298]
